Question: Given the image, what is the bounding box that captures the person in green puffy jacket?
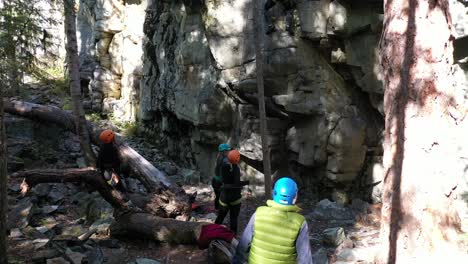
[232,177,313,264]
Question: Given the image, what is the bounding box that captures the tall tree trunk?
[0,78,8,264]
[379,0,464,262]
[64,0,96,166]
[254,0,272,198]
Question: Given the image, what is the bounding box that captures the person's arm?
[296,221,313,264]
[232,213,255,264]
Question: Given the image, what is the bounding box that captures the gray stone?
[90,218,113,235]
[326,116,367,183]
[335,247,377,263]
[33,183,52,197]
[103,248,126,264]
[322,227,345,246]
[331,48,346,64]
[200,213,217,222]
[86,247,104,264]
[327,1,347,34]
[32,249,60,263]
[109,32,124,75]
[132,258,161,264]
[159,161,178,176]
[366,156,384,203]
[345,33,383,94]
[298,0,328,39]
[97,238,121,248]
[179,168,200,184]
[71,192,90,204]
[8,197,34,229]
[60,225,87,237]
[48,185,67,203]
[312,248,329,264]
[9,228,23,238]
[47,257,70,264]
[83,195,114,224]
[36,226,50,234]
[66,251,86,264]
[41,205,59,214]
[309,199,355,221]
[33,238,50,249]
[38,216,59,230]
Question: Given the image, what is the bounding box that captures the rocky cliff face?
[77,0,146,120]
[78,0,468,201]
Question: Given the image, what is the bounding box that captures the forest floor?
[4,83,467,263]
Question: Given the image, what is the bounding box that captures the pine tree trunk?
[255,0,272,198]
[0,79,8,264]
[379,0,464,262]
[63,0,96,166]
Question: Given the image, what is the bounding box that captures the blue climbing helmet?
[218,143,231,152]
[272,177,298,205]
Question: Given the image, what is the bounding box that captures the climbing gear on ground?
[273,177,298,205]
[227,150,240,164]
[99,129,115,144]
[218,143,231,152]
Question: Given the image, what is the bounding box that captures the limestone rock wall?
[77,0,146,120]
[136,0,384,200]
[76,0,468,201]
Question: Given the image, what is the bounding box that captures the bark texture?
[255,0,272,198]
[0,79,8,264]
[379,0,464,262]
[64,0,96,166]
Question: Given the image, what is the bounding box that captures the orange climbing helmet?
[228,150,241,165]
[99,129,115,144]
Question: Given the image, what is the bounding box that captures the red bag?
[197,224,236,249]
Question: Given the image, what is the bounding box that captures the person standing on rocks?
[232,177,313,264]
[97,130,126,193]
[215,149,249,234]
[212,143,231,210]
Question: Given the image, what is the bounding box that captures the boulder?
[322,227,346,246]
[312,248,329,264]
[47,257,70,264]
[297,0,329,39]
[309,199,355,221]
[326,116,367,183]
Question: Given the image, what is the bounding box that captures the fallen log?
[15,167,208,244]
[4,99,191,218]
[110,213,206,244]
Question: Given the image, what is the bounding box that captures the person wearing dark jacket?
[212,143,231,209]
[215,149,248,234]
[96,130,126,192]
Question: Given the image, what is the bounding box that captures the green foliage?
[0,0,60,93]
[62,98,73,110]
[109,115,139,137]
[40,66,70,97]
[121,122,138,137]
[85,113,103,123]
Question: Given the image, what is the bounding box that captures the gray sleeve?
[232,213,255,264]
[296,221,313,264]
